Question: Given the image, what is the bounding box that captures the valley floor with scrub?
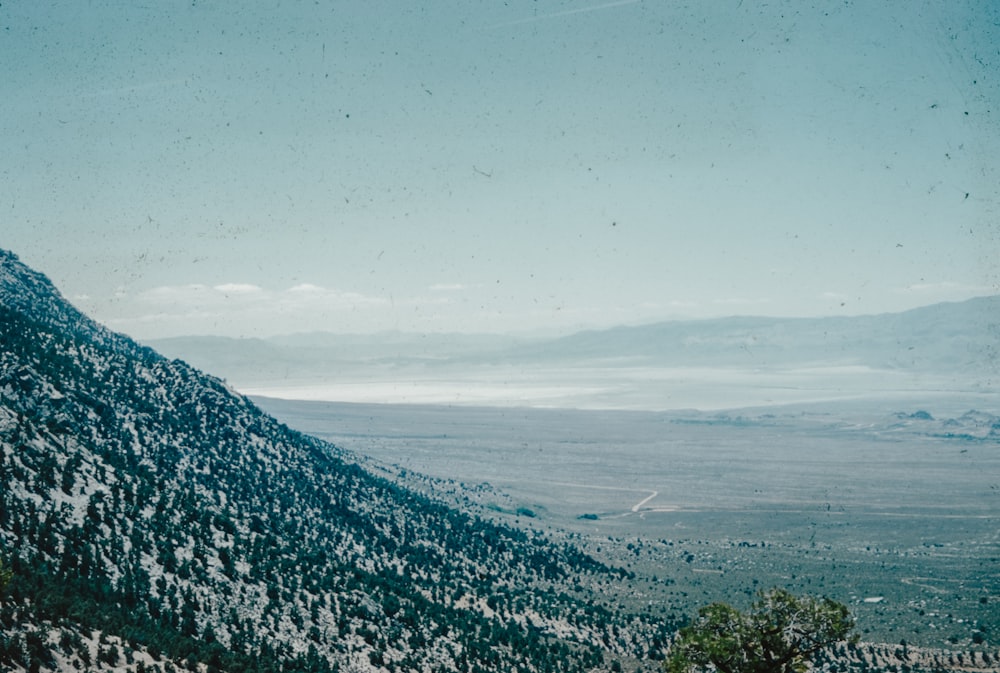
[257,394,1000,658]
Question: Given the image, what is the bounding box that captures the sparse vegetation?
[0,252,673,672]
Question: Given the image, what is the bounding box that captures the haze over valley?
[148,296,1000,411]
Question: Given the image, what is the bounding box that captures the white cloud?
[143,283,211,299]
[213,283,262,294]
[894,280,993,295]
[119,282,391,337]
[429,283,466,292]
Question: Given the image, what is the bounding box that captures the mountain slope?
[0,250,149,360]
[0,249,672,673]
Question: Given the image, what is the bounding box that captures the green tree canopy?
[666,588,856,673]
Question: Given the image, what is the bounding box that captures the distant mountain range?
[507,297,1000,370]
[150,296,1000,372]
[148,330,534,380]
[0,248,672,672]
[146,295,1000,408]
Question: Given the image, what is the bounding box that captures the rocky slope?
[0,249,673,673]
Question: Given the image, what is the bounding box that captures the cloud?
[121,282,390,337]
[289,283,324,293]
[139,282,385,306]
[214,283,262,294]
[143,283,211,299]
[429,283,466,292]
[894,281,994,295]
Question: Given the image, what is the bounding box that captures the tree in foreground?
[666,588,856,673]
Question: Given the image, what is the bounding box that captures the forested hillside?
[0,249,673,672]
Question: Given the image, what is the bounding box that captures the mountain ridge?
[146,295,1000,409]
[0,249,671,672]
[150,295,1000,369]
[515,295,1000,369]
[0,249,151,361]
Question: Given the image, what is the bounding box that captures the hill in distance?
[0,248,673,672]
[509,297,1000,371]
[148,296,1000,410]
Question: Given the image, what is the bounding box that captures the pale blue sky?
[2,1,998,338]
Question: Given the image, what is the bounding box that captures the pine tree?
[666,589,856,673]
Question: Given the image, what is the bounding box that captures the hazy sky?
[2,1,998,338]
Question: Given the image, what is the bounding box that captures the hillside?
[0,248,674,672]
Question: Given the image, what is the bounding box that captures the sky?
[2,0,998,339]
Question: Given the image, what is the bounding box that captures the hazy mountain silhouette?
[506,297,1000,371]
[147,295,999,409]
